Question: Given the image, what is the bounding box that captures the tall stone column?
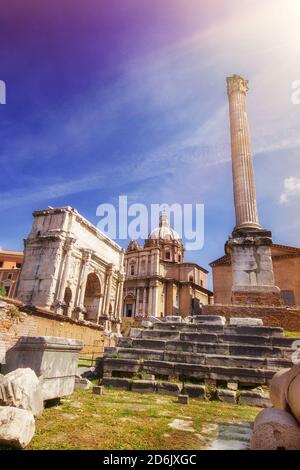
[148,286,153,317]
[226,75,281,306]
[227,75,261,231]
[135,287,140,317]
[142,287,147,316]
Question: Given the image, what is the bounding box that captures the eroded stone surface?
[0,368,43,416]
[0,406,35,449]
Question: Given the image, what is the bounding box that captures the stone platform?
[97,316,300,405]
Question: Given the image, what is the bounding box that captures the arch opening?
[83,272,101,321]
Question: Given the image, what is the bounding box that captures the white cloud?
[280,177,300,204]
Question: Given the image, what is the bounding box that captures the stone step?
[141,330,180,340]
[152,323,284,338]
[180,332,273,346]
[112,347,293,371]
[117,337,292,358]
[138,329,284,346]
[102,357,275,385]
[154,322,225,334]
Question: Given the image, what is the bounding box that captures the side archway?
[83,272,101,321]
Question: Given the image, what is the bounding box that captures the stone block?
[102,377,131,390]
[227,382,238,391]
[92,386,103,395]
[217,389,237,404]
[239,390,271,408]
[183,384,205,400]
[165,316,182,323]
[130,328,142,338]
[157,381,182,396]
[230,317,263,327]
[178,394,189,404]
[192,315,226,326]
[142,321,153,329]
[0,368,43,416]
[4,336,83,401]
[131,380,156,393]
[75,376,92,391]
[0,406,35,449]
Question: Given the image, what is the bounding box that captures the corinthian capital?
[227,75,249,96]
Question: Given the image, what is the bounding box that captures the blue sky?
[0,0,300,286]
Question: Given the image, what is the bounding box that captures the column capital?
[63,236,76,252]
[81,248,94,262]
[227,74,249,96]
[106,263,114,275]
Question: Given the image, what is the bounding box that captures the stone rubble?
[0,406,35,449]
[0,368,43,416]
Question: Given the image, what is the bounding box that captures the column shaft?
[227,75,261,231]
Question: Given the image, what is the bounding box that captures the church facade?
[123,212,213,318]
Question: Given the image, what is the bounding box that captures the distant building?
[123,212,213,318]
[210,243,300,306]
[0,250,24,298]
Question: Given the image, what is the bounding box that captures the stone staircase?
[97,316,299,403]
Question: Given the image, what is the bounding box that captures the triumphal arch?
[16,206,125,331]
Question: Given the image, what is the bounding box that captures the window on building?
[281,290,295,306]
[165,251,171,260]
[130,264,135,276]
[0,262,3,268]
[7,272,13,280]
[189,275,194,282]
[178,255,181,263]
[200,280,203,287]
[16,263,22,269]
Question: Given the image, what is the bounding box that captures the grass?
[28,389,259,450]
[284,331,300,338]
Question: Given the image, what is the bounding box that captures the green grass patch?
[284,331,300,338]
[28,388,258,450]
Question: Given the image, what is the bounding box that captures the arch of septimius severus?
[16,206,125,333]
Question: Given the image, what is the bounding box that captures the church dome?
[148,213,180,241]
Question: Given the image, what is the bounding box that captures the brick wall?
[0,296,104,361]
[202,304,300,331]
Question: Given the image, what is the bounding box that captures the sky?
[0,0,300,285]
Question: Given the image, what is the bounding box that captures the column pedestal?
[226,229,281,306]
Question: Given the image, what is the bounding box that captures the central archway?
[83,273,101,321]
